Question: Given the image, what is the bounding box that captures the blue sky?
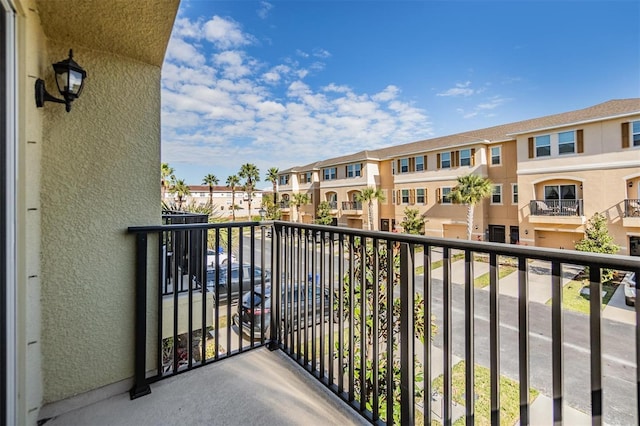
[161,0,640,188]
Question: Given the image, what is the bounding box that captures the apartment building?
[163,185,263,217]
[277,99,640,256]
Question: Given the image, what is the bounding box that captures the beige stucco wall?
[16,1,48,423]
[517,117,640,251]
[39,42,162,403]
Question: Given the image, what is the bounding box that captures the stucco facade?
[6,1,179,424]
[277,100,640,254]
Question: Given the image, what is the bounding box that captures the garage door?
[535,230,583,250]
[443,224,466,240]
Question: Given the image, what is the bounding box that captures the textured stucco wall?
[40,42,161,403]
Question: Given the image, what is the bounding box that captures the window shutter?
[454,151,459,167]
[470,148,476,166]
[424,188,428,204]
[437,153,441,169]
[409,157,415,172]
[577,129,584,153]
[436,188,441,204]
[423,155,427,171]
[397,159,401,173]
[622,122,630,148]
[409,189,416,205]
[396,190,401,205]
[528,137,534,158]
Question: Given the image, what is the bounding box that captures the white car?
[623,272,637,306]
[207,248,237,267]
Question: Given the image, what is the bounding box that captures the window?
[512,184,518,204]
[535,135,551,157]
[633,121,640,147]
[400,158,409,173]
[491,146,501,165]
[492,185,502,204]
[279,175,289,185]
[460,149,472,167]
[544,184,576,201]
[299,172,312,183]
[323,167,337,180]
[440,152,451,168]
[416,188,425,204]
[415,156,424,171]
[346,163,362,178]
[441,187,452,204]
[401,189,410,204]
[558,131,575,155]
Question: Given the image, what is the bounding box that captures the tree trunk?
[466,204,474,240]
[231,191,236,221]
[368,201,374,230]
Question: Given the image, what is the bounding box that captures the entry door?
[509,226,519,244]
[631,237,640,257]
[488,225,506,243]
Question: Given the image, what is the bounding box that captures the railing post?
[130,232,151,399]
[268,224,280,350]
[399,243,414,424]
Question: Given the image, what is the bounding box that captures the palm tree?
[202,174,219,206]
[226,175,240,221]
[169,179,190,210]
[239,163,260,218]
[161,162,175,201]
[447,173,493,240]
[355,187,386,230]
[291,192,311,223]
[266,167,279,204]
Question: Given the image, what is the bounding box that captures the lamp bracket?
[35,78,71,112]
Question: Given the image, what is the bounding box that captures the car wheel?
[625,296,634,307]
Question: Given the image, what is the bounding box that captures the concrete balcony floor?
[46,347,368,426]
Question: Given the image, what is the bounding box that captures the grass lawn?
[546,275,619,314]
[416,253,466,275]
[474,266,517,289]
[432,361,538,426]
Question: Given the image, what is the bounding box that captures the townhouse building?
[163,185,263,218]
[276,99,640,256]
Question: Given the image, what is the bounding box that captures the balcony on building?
[623,199,640,227]
[45,220,640,426]
[528,199,585,225]
[341,201,363,215]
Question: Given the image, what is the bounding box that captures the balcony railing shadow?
[127,220,640,425]
[529,199,583,216]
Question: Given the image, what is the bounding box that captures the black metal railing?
[342,201,362,211]
[529,199,583,216]
[625,199,640,217]
[129,221,640,425]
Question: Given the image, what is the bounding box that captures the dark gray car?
[206,264,270,303]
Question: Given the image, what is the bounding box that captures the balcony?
[529,199,585,225]
[114,221,640,425]
[327,200,338,211]
[279,200,291,211]
[623,199,640,227]
[341,201,363,214]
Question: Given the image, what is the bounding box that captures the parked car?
[206,264,270,303]
[233,278,332,338]
[623,272,637,306]
[207,247,237,267]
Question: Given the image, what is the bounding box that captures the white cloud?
[161,12,433,182]
[165,37,206,67]
[204,16,253,49]
[437,81,475,97]
[257,2,273,19]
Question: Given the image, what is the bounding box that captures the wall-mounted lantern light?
[258,207,266,220]
[524,229,529,235]
[629,181,634,188]
[35,49,87,112]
